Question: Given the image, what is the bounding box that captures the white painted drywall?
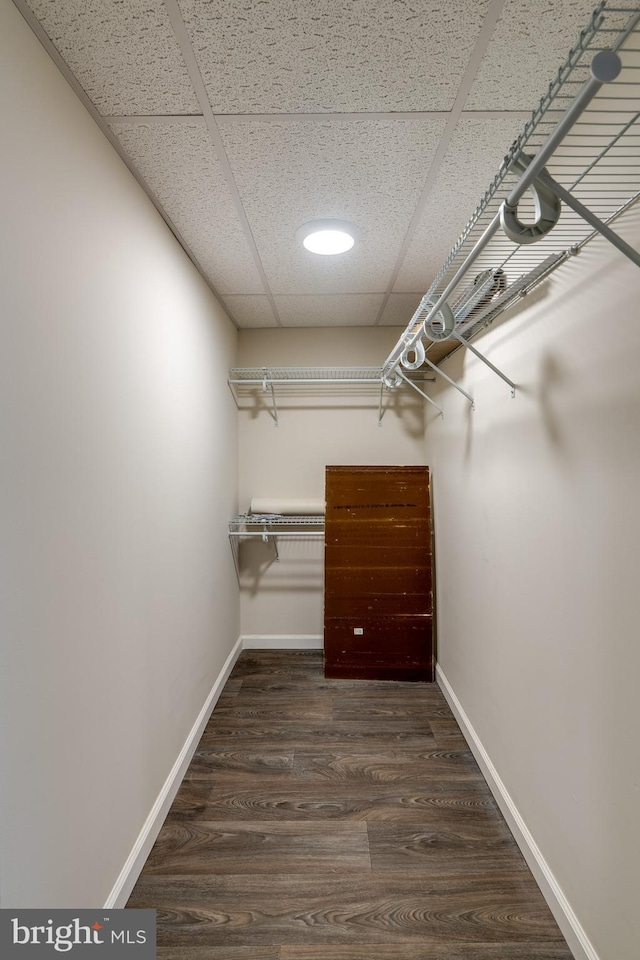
[0,2,238,908]
[426,208,640,960]
[237,327,428,637]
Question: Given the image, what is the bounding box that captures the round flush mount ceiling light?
[296,219,359,255]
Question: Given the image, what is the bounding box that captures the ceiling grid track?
[382,2,640,408]
[162,0,284,328]
[105,110,532,125]
[373,0,508,326]
[10,0,239,328]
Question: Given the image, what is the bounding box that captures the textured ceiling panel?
[395,116,526,292]
[20,0,620,334]
[275,294,384,327]
[25,0,199,114]
[465,0,598,109]
[111,121,264,295]
[219,118,447,295]
[379,293,424,327]
[221,296,277,328]
[178,0,492,113]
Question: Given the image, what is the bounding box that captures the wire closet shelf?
[228,366,438,424]
[228,513,325,566]
[228,514,325,533]
[383,1,640,406]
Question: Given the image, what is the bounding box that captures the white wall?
[237,327,427,638]
[426,208,640,960]
[0,2,239,908]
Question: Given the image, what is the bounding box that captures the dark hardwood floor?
[127,650,573,960]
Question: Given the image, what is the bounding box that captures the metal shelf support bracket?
[419,355,475,410]
[451,332,517,397]
[397,370,444,418]
[262,368,279,427]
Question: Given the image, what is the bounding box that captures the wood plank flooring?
[127,650,573,960]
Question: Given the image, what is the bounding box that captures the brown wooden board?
[326,596,432,618]
[325,543,431,567]
[325,616,433,681]
[325,519,430,548]
[325,565,432,599]
[324,467,433,682]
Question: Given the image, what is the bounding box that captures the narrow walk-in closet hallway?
[127,650,572,958]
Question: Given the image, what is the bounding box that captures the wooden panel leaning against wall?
[324,465,434,681]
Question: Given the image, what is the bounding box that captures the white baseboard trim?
[241,634,323,650]
[436,663,596,960]
[104,635,244,908]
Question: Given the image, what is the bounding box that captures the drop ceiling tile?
[25,0,199,115]
[395,116,526,292]
[379,293,424,327]
[219,117,447,295]
[465,0,597,110]
[178,0,492,113]
[111,121,264,295]
[222,296,277,328]
[275,294,384,327]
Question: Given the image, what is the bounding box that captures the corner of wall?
[105,637,243,908]
[437,664,598,960]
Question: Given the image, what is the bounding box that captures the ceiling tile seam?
[374,0,509,326]
[10,0,239,330]
[162,0,283,328]
[104,110,532,124]
[107,115,207,125]
[212,110,532,123]
[249,293,423,299]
